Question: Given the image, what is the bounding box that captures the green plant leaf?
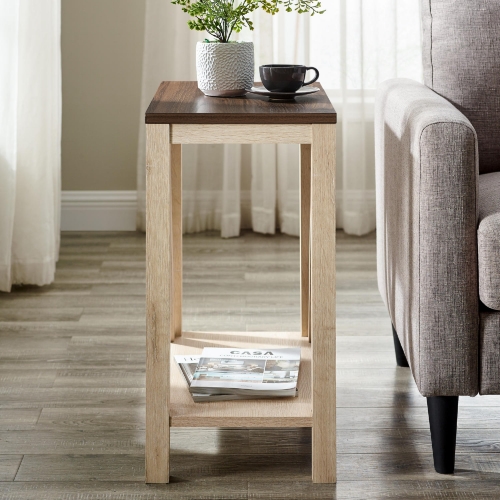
[172,0,325,42]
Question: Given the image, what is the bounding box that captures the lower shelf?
[169,331,312,428]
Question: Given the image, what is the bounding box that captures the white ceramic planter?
[196,41,254,97]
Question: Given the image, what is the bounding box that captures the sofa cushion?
[480,309,500,394]
[421,0,500,174]
[479,172,500,310]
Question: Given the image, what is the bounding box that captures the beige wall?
[62,0,145,191]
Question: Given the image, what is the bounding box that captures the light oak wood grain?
[169,331,312,427]
[310,124,337,483]
[171,124,312,144]
[145,124,171,483]
[300,144,311,339]
[153,115,336,484]
[309,229,312,344]
[171,143,182,339]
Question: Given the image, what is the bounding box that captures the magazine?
[189,347,301,396]
[175,355,297,402]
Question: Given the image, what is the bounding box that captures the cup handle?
[303,67,319,86]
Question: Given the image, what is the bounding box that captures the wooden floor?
[1,230,500,499]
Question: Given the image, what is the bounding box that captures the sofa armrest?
[375,79,479,397]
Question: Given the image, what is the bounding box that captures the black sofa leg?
[427,396,459,474]
[392,325,409,367]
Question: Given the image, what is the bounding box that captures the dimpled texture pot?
[196,41,254,97]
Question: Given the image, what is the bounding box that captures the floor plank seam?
[12,455,24,482]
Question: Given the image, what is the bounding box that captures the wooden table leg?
[145,124,172,483]
[171,144,182,339]
[310,123,336,483]
[300,144,311,339]
[309,235,312,345]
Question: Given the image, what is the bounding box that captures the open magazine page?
[190,347,301,392]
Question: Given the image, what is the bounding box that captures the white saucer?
[247,85,320,100]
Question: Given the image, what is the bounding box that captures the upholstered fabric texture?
[480,309,500,395]
[478,172,500,310]
[375,79,479,397]
[421,0,500,174]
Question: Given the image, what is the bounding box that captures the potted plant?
[172,0,325,97]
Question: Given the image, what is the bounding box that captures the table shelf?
[170,331,312,428]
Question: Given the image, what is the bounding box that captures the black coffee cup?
[259,64,320,93]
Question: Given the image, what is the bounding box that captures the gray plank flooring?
[0,230,499,498]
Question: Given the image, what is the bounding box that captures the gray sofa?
[375,0,500,474]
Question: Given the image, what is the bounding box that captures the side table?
[145,81,337,484]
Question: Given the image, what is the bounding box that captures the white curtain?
[0,0,61,292]
[137,0,422,237]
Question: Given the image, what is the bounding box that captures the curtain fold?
[137,0,422,237]
[0,0,61,292]
[251,144,277,235]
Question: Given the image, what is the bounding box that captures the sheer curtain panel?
[137,0,422,237]
[0,0,61,292]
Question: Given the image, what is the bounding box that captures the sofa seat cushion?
[479,172,500,310]
[480,309,500,394]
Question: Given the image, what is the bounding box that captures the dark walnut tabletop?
[146,81,337,125]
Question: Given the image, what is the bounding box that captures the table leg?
[145,124,172,483]
[310,124,336,483]
[300,144,311,339]
[309,235,312,344]
[171,144,182,339]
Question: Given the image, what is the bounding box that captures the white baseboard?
[61,189,376,233]
[61,191,137,231]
